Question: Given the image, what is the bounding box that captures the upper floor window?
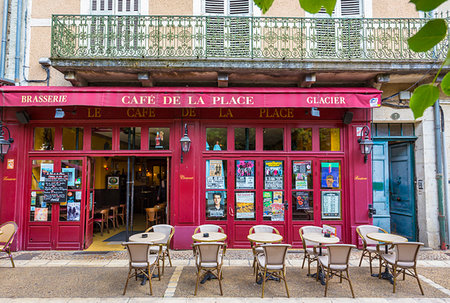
[203,0,252,16]
[91,0,140,14]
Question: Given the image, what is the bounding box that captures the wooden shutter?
[91,0,139,14]
[229,0,250,56]
[340,0,362,58]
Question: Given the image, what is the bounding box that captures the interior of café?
[88,156,168,251]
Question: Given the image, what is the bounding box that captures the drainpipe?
[1,0,9,78]
[434,101,447,249]
[14,0,23,83]
[440,106,450,247]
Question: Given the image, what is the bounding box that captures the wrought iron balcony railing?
[51,14,449,62]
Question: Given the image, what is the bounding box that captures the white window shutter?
[205,0,225,14]
[90,0,139,14]
[229,0,250,15]
[340,0,361,17]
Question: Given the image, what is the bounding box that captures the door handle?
[229,208,234,217]
[368,204,376,218]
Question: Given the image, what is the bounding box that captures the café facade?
[0,86,380,250]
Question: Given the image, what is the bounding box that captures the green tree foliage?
[253,0,450,119]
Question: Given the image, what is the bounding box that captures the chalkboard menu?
[44,173,68,203]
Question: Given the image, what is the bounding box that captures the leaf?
[299,0,323,14]
[322,0,337,15]
[409,0,446,12]
[441,73,450,95]
[408,19,447,52]
[409,84,440,119]
[253,0,275,14]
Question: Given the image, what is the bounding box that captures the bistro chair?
[194,224,225,234]
[118,204,126,226]
[299,226,323,275]
[145,224,175,275]
[381,242,424,295]
[122,242,161,296]
[108,206,119,230]
[255,243,291,298]
[145,208,157,230]
[249,225,280,275]
[317,244,356,298]
[0,221,18,267]
[154,203,165,224]
[193,242,226,296]
[356,224,389,275]
[93,209,109,236]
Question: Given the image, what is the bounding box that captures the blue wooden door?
[389,143,416,240]
[372,141,390,232]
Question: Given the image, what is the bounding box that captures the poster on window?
[39,163,54,182]
[236,160,255,189]
[293,161,311,190]
[321,162,340,189]
[321,191,341,219]
[34,207,48,221]
[271,203,284,221]
[264,161,284,189]
[107,176,120,189]
[62,167,76,187]
[67,202,81,221]
[206,160,225,189]
[295,191,310,210]
[235,192,255,219]
[263,191,273,217]
[206,191,226,219]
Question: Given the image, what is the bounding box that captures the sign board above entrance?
[1,87,381,108]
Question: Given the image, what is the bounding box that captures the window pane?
[264,160,284,190]
[389,124,401,136]
[206,160,227,189]
[292,160,313,189]
[234,128,255,150]
[61,160,83,190]
[91,127,112,150]
[30,192,52,222]
[263,191,284,221]
[62,128,83,150]
[402,124,414,136]
[291,128,312,151]
[206,128,227,151]
[320,161,341,189]
[120,127,141,150]
[149,128,170,150]
[292,191,313,221]
[206,191,227,220]
[235,192,255,221]
[34,128,55,150]
[376,123,389,136]
[31,160,54,190]
[263,128,283,150]
[319,128,340,151]
[235,160,255,189]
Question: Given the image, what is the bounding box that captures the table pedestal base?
[256,273,280,285]
[371,268,394,284]
[200,272,217,284]
[307,270,326,285]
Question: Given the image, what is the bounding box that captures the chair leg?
[346,269,355,298]
[218,268,223,296]
[368,252,373,275]
[283,268,289,298]
[302,254,306,269]
[316,261,319,281]
[100,222,104,236]
[167,250,173,267]
[393,265,397,293]
[358,251,364,267]
[378,257,382,279]
[414,267,424,295]
[324,267,329,297]
[147,266,153,295]
[7,248,15,268]
[307,257,311,275]
[123,268,132,295]
[261,268,267,298]
[161,255,165,275]
[194,267,201,296]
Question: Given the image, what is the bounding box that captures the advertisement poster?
[263,191,273,217]
[67,202,81,221]
[271,203,284,221]
[206,191,226,219]
[39,163,54,181]
[323,224,337,236]
[295,191,310,210]
[264,161,284,190]
[206,160,226,189]
[235,192,255,219]
[236,160,255,189]
[321,191,341,219]
[293,161,311,190]
[34,207,48,221]
[107,176,120,189]
[62,167,76,187]
[321,162,340,189]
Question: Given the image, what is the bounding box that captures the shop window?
[206,160,227,220]
[292,160,313,221]
[120,127,141,150]
[235,160,255,221]
[263,128,284,150]
[59,160,83,222]
[149,128,170,150]
[376,123,389,136]
[320,160,342,220]
[30,160,54,221]
[263,160,284,221]
[291,128,312,151]
[402,124,414,136]
[234,128,255,150]
[91,127,112,150]
[206,128,227,151]
[319,128,340,151]
[389,124,401,136]
[34,127,55,150]
[62,128,84,150]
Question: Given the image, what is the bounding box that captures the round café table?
[366,232,408,283]
[192,232,227,242]
[301,233,340,285]
[129,231,166,243]
[247,232,283,244]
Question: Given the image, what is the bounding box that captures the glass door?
[84,157,95,248]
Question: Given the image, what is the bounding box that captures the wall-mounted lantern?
[180,123,191,163]
[0,122,14,162]
[358,125,373,163]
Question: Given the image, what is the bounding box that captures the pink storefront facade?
[0,86,379,250]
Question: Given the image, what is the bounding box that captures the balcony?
[50,15,449,86]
